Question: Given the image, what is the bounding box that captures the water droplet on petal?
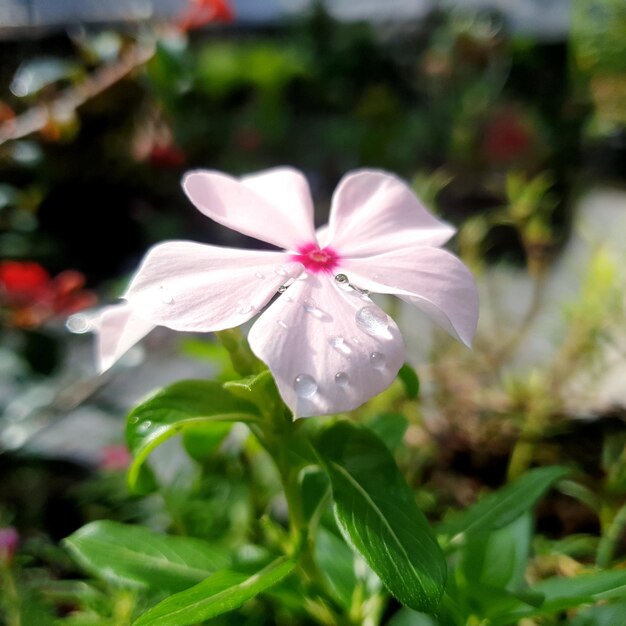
[330,336,351,356]
[356,306,391,338]
[66,313,92,334]
[129,415,140,424]
[334,273,349,284]
[303,300,325,319]
[334,371,350,386]
[278,285,287,293]
[255,272,264,279]
[277,320,288,329]
[237,302,254,315]
[369,351,386,370]
[158,285,174,304]
[294,374,317,398]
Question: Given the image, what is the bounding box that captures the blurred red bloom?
[177,0,235,32]
[482,110,532,163]
[149,143,187,169]
[0,261,97,329]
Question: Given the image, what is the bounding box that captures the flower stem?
[596,501,626,568]
[0,562,21,626]
[251,415,350,626]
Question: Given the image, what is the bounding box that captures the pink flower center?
[291,243,340,274]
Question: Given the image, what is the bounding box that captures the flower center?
[291,243,340,274]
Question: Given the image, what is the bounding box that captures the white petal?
[183,168,316,250]
[326,170,455,256]
[93,303,155,372]
[248,274,404,418]
[124,241,302,332]
[341,247,479,347]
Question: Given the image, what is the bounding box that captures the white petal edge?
[91,303,155,372]
[325,169,455,256]
[340,247,479,347]
[124,241,303,333]
[183,168,316,251]
[248,273,405,418]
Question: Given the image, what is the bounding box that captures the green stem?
[251,417,350,626]
[0,562,21,626]
[507,408,546,481]
[596,501,626,568]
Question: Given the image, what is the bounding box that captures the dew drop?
[303,300,325,319]
[369,351,386,370]
[129,415,140,424]
[355,306,391,338]
[277,320,288,329]
[66,313,92,334]
[334,371,350,386]
[294,374,318,398]
[334,273,349,284]
[278,285,287,293]
[158,285,174,304]
[137,420,152,434]
[255,272,264,279]
[237,303,254,315]
[329,336,351,356]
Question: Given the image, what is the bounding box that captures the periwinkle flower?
[85,168,478,417]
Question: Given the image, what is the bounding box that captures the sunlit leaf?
[132,555,296,626]
[315,422,446,612]
[438,466,569,545]
[64,521,230,592]
[125,380,258,491]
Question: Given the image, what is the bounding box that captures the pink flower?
[0,527,19,563]
[99,444,133,471]
[94,168,478,417]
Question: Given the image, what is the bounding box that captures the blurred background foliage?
[0,0,625,624]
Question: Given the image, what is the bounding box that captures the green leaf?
[570,600,626,626]
[388,608,438,626]
[458,514,532,594]
[223,370,283,417]
[182,422,233,463]
[368,412,409,451]
[126,380,258,491]
[492,570,626,624]
[132,555,296,626]
[315,527,357,609]
[398,363,420,399]
[64,521,230,592]
[132,463,159,496]
[315,421,446,612]
[438,466,569,545]
[300,466,330,521]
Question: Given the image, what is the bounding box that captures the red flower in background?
[482,110,533,164]
[0,261,97,329]
[149,143,187,169]
[177,0,235,33]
